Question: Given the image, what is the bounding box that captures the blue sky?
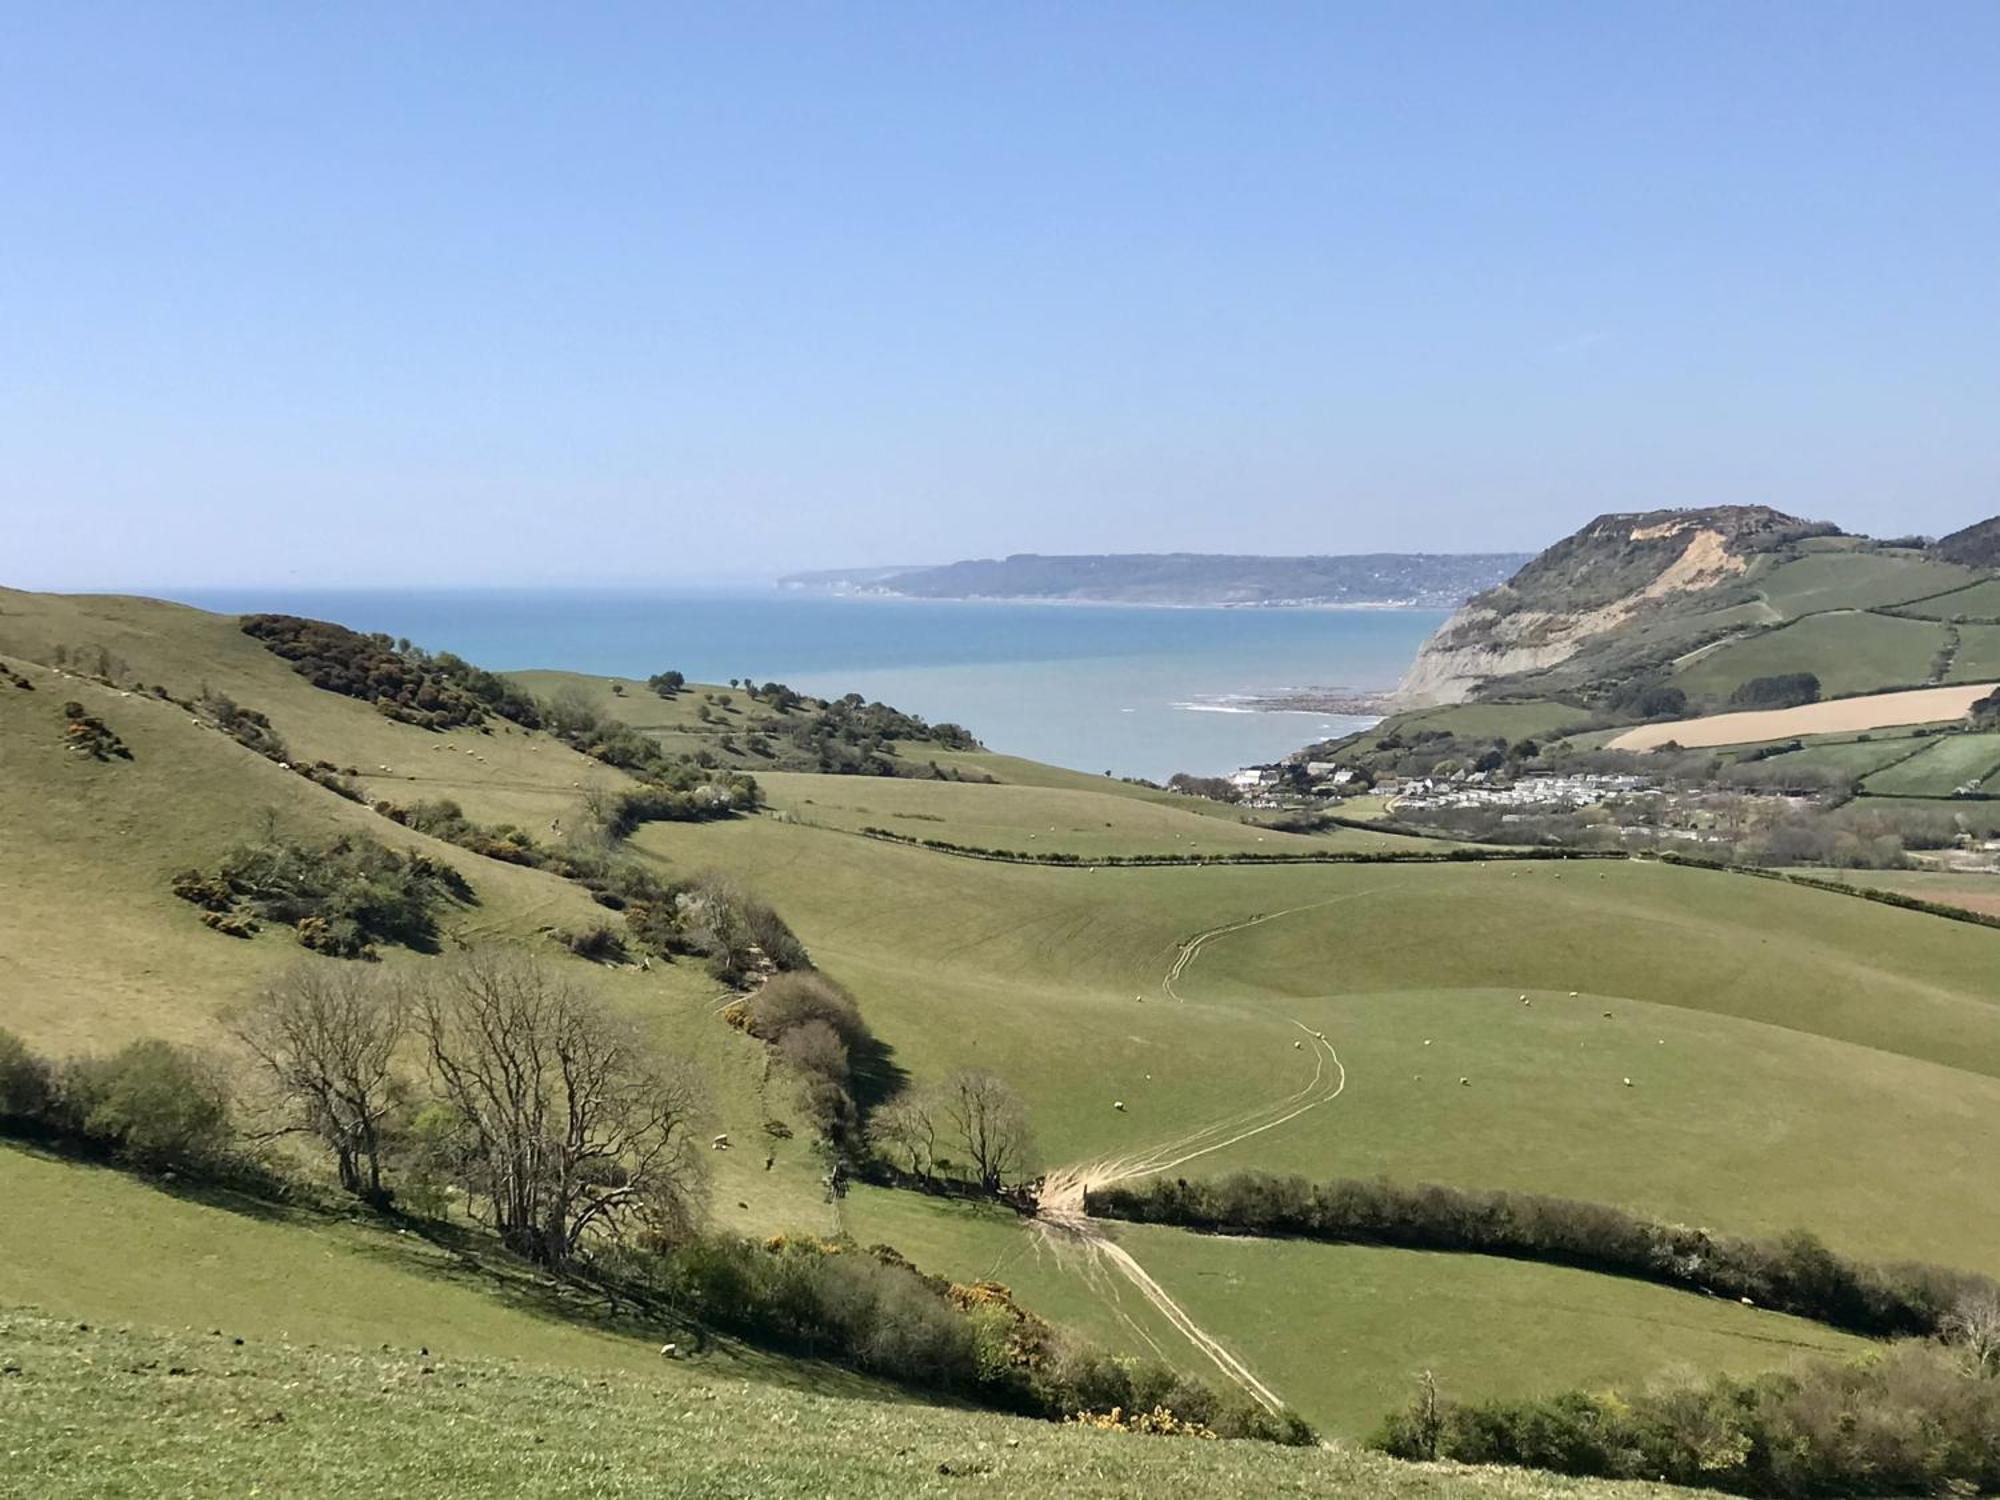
[5,2,1996,587]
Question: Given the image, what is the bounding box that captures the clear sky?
[6,2,1997,587]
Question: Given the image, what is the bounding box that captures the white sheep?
[1113,1101,1126,1111]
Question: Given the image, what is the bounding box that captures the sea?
[168,587,1445,783]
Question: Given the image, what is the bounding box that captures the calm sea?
[168,587,1444,781]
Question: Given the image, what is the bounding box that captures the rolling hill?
[3,584,1998,1486]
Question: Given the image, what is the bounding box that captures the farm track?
[1034,899,1358,1415]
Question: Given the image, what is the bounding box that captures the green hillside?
[4,585,1998,1480]
[4,1305,1726,1500]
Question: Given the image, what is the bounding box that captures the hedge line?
[1086,1172,1997,1340]
[1655,853,2000,931]
[851,825,1626,869]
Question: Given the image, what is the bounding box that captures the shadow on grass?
[348,1212,935,1404]
[0,1131,297,1226]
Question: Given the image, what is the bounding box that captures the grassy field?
[1670,611,1950,702]
[1752,551,1975,618]
[1781,868,2000,920]
[1860,732,2000,797]
[1945,624,2000,684]
[839,1190,1862,1438]
[1,1308,1736,1500]
[1737,735,1930,779]
[1334,701,1592,758]
[639,814,2000,1270]
[1894,577,2000,620]
[755,771,1430,858]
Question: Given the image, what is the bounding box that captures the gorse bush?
[1090,1172,1998,1339]
[241,614,540,730]
[174,832,473,959]
[601,1233,1311,1444]
[1375,1341,2000,1498]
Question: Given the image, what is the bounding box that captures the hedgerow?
[1088,1172,1998,1340]
[1374,1341,2000,1498]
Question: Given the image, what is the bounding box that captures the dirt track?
[1033,897,1355,1416]
[1608,682,1997,751]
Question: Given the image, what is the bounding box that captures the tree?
[1945,1290,2000,1377]
[416,951,708,1264]
[870,1093,940,1181]
[647,670,685,697]
[233,963,407,1201]
[939,1070,1030,1192]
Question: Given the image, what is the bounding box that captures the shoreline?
[777,587,1459,613]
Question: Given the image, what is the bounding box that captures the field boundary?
[847,824,1624,868]
[1654,854,2000,930]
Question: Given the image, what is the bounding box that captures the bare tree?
[416,950,708,1264]
[869,1092,939,1181]
[234,962,407,1201]
[939,1069,1030,1192]
[1944,1290,2000,1377]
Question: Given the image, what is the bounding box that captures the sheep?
[1622,1078,1633,1087]
[1293,1040,1303,1049]
[710,1133,730,1150]
[1458,1077,1470,1086]
[1113,1101,1126,1111]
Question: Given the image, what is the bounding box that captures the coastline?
[777,587,1457,613]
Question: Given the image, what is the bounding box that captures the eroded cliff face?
[1396,508,1823,705]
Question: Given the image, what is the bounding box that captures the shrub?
[240,616,541,729]
[60,701,132,761]
[175,833,472,958]
[0,1029,54,1122]
[608,1233,1309,1443]
[554,923,628,963]
[56,1040,234,1168]
[1375,1342,2000,1498]
[1729,673,1822,710]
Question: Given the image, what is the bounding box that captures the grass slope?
[839,1190,1862,1438]
[638,816,2000,1268]
[1860,733,2000,796]
[0,1308,1723,1500]
[1671,612,1949,701]
[757,771,1429,858]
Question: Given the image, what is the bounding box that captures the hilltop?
[1396,507,1999,710]
[783,551,1529,608]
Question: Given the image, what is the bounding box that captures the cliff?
[1397,507,1834,705]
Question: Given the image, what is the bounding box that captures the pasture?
[1670,611,1949,702]
[641,813,2000,1272]
[1861,732,2000,797]
[1752,550,1974,618]
[0,1307,1727,1500]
